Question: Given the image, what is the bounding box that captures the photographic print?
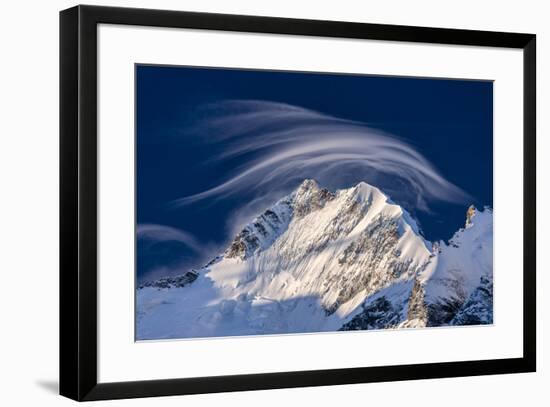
[135,65,493,341]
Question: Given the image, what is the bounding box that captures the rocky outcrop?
[293,179,335,218]
[327,215,404,313]
[407,278,428,325]
[339,296,401,331]
[451,275,493,325]
[138,271,198,290]
[225,198,293,260]
[465,205,477,228]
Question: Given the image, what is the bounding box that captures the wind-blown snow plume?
[172,100,470,227]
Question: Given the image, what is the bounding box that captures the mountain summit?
[137,180,493,340]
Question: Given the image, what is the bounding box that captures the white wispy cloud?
[171,100,471,221]
[137,224,202,252]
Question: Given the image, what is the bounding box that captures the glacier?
[136,179,493,340]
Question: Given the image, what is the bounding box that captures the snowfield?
[137,179,493,340]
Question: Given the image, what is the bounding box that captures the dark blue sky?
[136,65,492,281]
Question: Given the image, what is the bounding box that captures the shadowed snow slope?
[137,180,492,340]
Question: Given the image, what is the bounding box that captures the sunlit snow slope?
[137,179,493,340]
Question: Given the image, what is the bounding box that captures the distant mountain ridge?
[137,179,493,340]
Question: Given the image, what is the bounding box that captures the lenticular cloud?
[172,100,470,213]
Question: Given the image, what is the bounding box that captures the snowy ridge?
[419,206,493,326]
[137,180,493,340]
[224,195,294,260]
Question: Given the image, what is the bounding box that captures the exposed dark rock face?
[293,179,334,218]
[338,215,399,266]
[426,297,465,326]
[138,271,198,290]
[451,275,493,325]
[225,200,293,260]
[424,269,468,326]
[339,296,401,330]
[313,195,371,253]
[407,278,427,323]
[328,214,405,312]
[225,228,262,260]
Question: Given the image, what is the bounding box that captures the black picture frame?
[60,4,536,401]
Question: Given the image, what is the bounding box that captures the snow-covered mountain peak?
[224,196,293,260]
[211,180,434,318]
[351,180,387,201]
[137,180,493,340]
[345,181,424,238]
[296,178,319,193]
[448,206,492,247]
[225,180,425,262]
[293,178,335,218]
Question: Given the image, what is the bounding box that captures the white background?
[0,0,547,405]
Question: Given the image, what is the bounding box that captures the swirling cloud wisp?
[172,100,470,219]
[137,224,201,252]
